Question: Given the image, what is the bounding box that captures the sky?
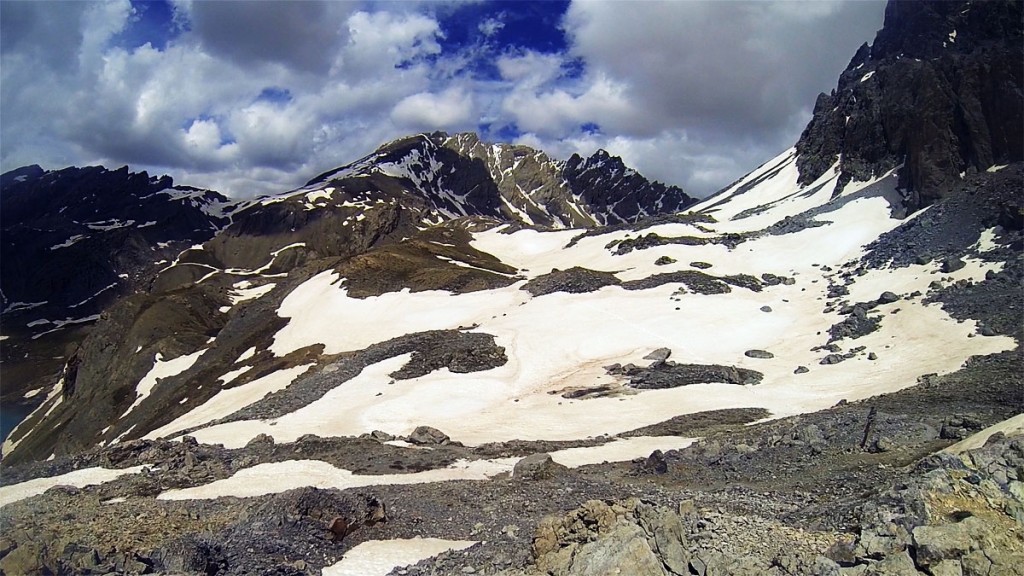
[0,0,885,198]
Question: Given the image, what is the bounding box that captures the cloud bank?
[0,0,884,198]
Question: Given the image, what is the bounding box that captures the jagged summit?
[795,0,1023,213]
[307,131,695,228]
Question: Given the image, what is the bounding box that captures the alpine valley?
[1,2,1022,575]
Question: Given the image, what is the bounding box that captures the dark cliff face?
[795,0,1023,213]
[0,165,229,318]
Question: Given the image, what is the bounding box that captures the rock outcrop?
[795,0,1023,213]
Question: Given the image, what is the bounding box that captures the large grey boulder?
[513,453,568,480]
[407,425,450,445]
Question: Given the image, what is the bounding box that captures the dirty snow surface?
[124,152,1013,501]
[322,538,477,576]
[0,466,145,508]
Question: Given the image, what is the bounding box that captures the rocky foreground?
[1,341,1021,576]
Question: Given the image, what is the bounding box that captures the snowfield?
[168,187,1013,453]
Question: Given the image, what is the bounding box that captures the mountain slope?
[0,165,232,424]
[0,135,693,458]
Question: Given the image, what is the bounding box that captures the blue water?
[1,403,34,443]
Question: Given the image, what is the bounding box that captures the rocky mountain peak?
[307,131,695,228]
[795,0,1023,213]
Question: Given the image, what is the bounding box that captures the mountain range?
[0,1,1021,575]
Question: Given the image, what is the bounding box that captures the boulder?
[744,349,774,359]
[531,499,691,576]
[655,256,677,266]
[821,354,846,365]
[513,453,568,480]
[635,449,669,475]
[407,426,450,445]
[941,257,966,273]
[643,348,672,363]
[245,433,275,448]
[878,291,900,304]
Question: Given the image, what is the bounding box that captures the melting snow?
[85,219,135,231]
[236,347,257,363]
[156,457,517,500]
[229,190,1014,449]
[49,235,88,250]
[944,413,1024,454]
[31,315,101,339]
[972,228,999,252]
[144,364,314,440]
[547,436,697,468]
[2,301,47,314]
[229,283,275,304]
[0,466,145,508]
[860,71,875,82]
[120,350,205,418]
[322,539,477,576]
[217,365,253,386]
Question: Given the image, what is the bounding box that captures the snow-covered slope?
[133,170,1011,456]
[7,140,1016,468]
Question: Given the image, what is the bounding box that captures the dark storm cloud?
[185,1,354,73]
[0,1,88,71]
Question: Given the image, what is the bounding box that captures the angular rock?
[941,257,967,273]
[878,291,900,304]
[643,348,672,363]
[513,453,567,480]
[655,256,677,266]
[407,426,450,445]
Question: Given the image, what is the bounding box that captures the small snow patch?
[322,538,477,576]
[0,466,144,508]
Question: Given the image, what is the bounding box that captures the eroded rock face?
[530,499,690,576]
[795,0,1023,213]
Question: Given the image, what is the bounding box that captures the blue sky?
[0,0,885,198]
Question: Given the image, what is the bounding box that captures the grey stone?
[820,353,846,365]
[744,349,774,359]
[567,522,665,576]
[878,291,900,304]
[643,348,672,363]
[941,257,966,273]
[912,521,974,568]
[513,453,567,480]
[635,501,689,575]
[407,425,450,445]
[863,551,921,575]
